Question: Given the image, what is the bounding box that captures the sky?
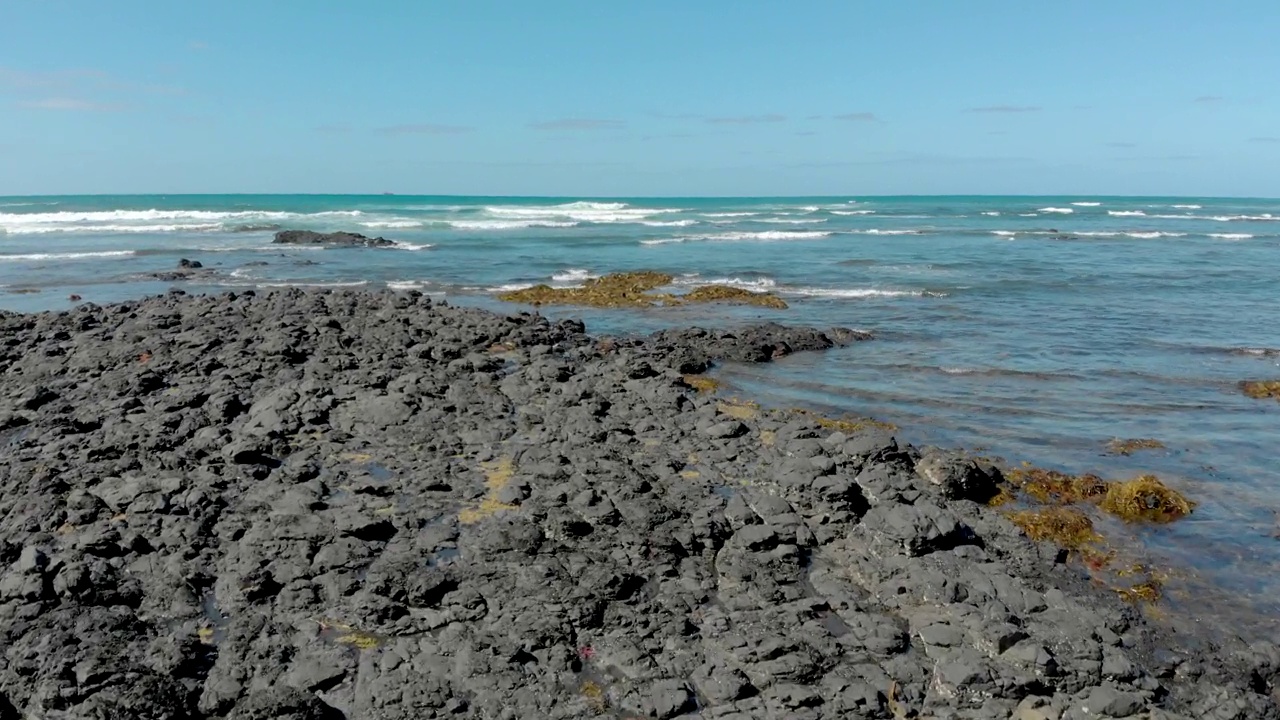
[1,1,1277,197]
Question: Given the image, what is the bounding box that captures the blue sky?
[1,1,1276,196]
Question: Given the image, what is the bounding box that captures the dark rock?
[273,230,395,248]
[915,450,1000,502]
[0,289,1271,720]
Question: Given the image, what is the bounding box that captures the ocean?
[2,194,1278,609]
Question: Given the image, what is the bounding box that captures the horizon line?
[2,192,1278,201]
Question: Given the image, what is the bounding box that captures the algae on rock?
[1241,380,1280,400]
[496,271,789,309]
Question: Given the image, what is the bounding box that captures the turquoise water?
[3,194,1278,606]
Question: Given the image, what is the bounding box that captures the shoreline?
[1,288,1277,718]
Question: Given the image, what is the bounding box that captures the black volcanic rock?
[0,289,1273,720]
[273,230,395,248]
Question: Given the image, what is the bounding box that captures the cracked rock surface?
[0,289,1276,719]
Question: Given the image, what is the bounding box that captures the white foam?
[387,280,428,290]
[757,217,828,224]
[1172,204,1202,209]
[1071,202,1102,207]
[361,220,423,229]
[701,212,759,218]
[391,242,434,251]
[1038,207,1075,214]
[1203,214,1277,222]
[551,268,598,283]
[941,367,979,374]
[1018,213,1038,217]
[0,208,364,235]
[858,229,925,235]
[830,210,876,215]
[447,220,579,230]
[982,211,1001,216]
[991,231,1019,237]
[1108,210,1147,217]
[1209,233,1254,240]
[3,223,225,235]
[640,219,698,227]
[229,268,254,278]
[483,201,681,223]
[784,287,934,299]
[1074,231,1187,239]
[673,275,777,292]
[0,250,136,261]
[641,230,833,245]
[490,283,536,292]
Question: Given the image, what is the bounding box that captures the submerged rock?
[272,229,395,248]
[1241,380,1280,400]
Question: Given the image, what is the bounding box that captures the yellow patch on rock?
[716,400,760,420]
[681,375,722,394]
[458,457,518,524]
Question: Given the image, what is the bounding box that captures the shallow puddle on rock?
[430,546,461,566]
[199,590,231,645]
[365,462,394,482]
[712,484,738,501]
[0,424,31,449]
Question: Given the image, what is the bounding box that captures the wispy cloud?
[1,65,184,106]
[17,97,124,112]
[528,118,626,131]
[315,123,353,134]
[189,41,209,51]
[640,132,700,141]
[1249,136,1280,144]
[376,123,474,136]
[1194,95,1223,103]
[706,114,786,125]
[966,105,1041,113]
[0,67,108,89]
[785,153,1034,168]
[832,112,879,122]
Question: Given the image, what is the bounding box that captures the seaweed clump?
[1100,475,1195,524]
[1005,467,1109,504]
[1241,380,1280,400]
[496,271,789,309]
[682,285,789,309]
[1106,438,1165,455]
[1008,507,1099,549]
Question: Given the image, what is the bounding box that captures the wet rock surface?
[0,289,1276,719]
[273,230,395,248]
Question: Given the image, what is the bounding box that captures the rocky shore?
[1,289,1277,719]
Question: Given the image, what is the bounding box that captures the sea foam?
[0,250,137,261]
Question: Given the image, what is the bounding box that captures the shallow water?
[3,194,1278,607]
